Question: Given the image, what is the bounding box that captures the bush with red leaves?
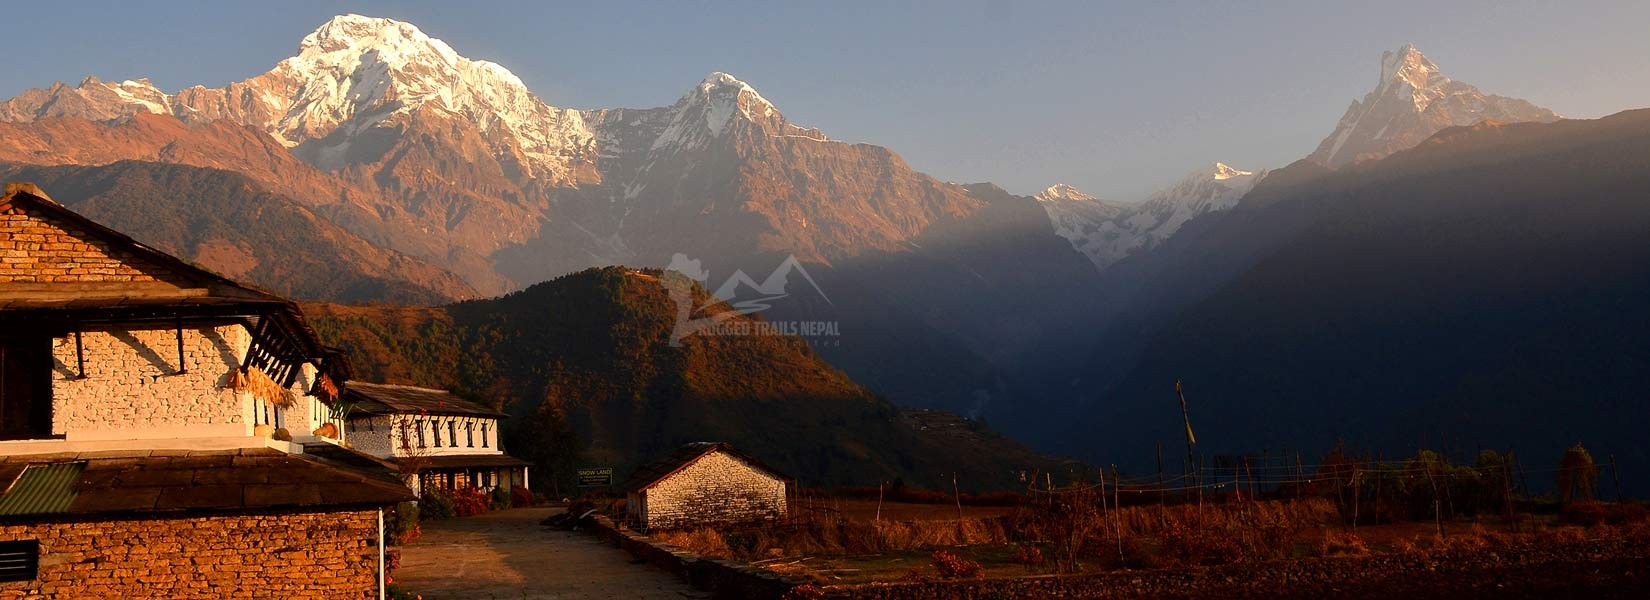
[452,487,491,517]
[511,486,535,507]
[1561,501,1607,527]
[930,550,984,579]
[1607,503,1650,525]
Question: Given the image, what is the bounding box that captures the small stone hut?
[622,442,791,531]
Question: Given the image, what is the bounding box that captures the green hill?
[305,267,1076,493]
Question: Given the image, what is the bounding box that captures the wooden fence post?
[1611,454,1623,502]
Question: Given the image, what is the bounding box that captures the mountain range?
[0,14,1109,421]
[5,14,1632,484]
[1074,108,1650,477]
[1036,163,1266,270]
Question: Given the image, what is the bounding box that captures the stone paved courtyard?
[396,507,708,599]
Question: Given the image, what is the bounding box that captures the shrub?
[1321,531,1369,556]
[1607,503,1650,525]
[1560,501,1607,527]
[512,486,535,507]
[388,501,422,545]
[421,490,457,520]
[930,550,983,579]
[1159,524,1243,566]
[452,487,491,517]
[781,584,825,600]
[1536,526,1588,545]
[1556,444,1599,502]
[1442,532,1489,552]
[1389,537,1416,554]
[653,528,734,558]
[1010,544,1045,569]
[490,487,512,511]
[385,548,402,584]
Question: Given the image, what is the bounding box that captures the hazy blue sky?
[6,1,1648,200]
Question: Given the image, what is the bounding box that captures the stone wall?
[0,508,382,599]
[48,325,251,440]
[33,323,347,444]
[820,539,1650,599]
[639,450,788,531]
[588,514,802,600]
[0,203,188,285]
[345,416,398,458]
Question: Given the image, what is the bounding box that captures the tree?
[1556,443,1599,503]
[513,402,584,498]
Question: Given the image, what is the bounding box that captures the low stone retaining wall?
[821,540,1650,599]
[0,508,382,599]
[585,515,1650,600]
[586,515,805,599]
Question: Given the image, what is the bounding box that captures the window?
[432,419,442,447]
[466,421,474,447]
[1,336,53,441]
[481,422,489,448]
[448,420,457,447]
[0,539,39,582]
[416,420,427,448]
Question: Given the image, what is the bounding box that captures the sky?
[5,1,1649,200]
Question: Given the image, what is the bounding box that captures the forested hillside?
[306,267,1077,492]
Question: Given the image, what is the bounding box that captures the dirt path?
[396,507,708,599]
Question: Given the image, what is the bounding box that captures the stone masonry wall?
[642,451,788,531]
[0,508,381,599]
[48,325,251,439]
[0,204,188,285]
[345,416,397,458]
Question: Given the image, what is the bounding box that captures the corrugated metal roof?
[0,448,415,517]
[0,462,84,516]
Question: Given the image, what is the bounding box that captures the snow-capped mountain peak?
[1034,183,1099,203]
[0,14,599,181]
[265,14,563,150]
[1379,44,1442,98]
[675,72,780,133]
[648,72,820,152]
[1309,45,1557,168]
[298,14,457,63]
[1210,162,1249,180]
[1037,163,1265,271]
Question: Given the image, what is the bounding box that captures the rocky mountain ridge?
[1307,44,1559,168]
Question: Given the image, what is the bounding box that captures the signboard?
[577,467,614,487]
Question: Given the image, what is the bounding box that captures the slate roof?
[621,442,792,493]
[0,448,415,518]
[0,186,348,381]
[0,186,287,309]
[345,382,506,418]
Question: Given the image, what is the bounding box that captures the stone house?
[343,382,530,496]
[0,184,415,598]
[622,442,791,531]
